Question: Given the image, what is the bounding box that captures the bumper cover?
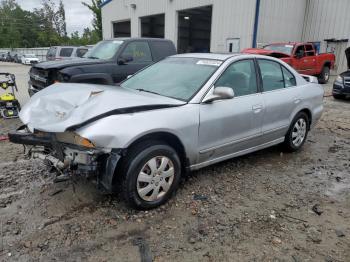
[333,82,350,95]
[9,127,122,192]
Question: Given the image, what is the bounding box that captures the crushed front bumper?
[8,126,122,192]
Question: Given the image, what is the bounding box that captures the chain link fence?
[0,47,49,62]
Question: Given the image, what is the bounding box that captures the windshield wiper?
[87,56,99,59]
[135,88,162,96]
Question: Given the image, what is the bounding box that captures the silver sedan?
[9,53,324,209]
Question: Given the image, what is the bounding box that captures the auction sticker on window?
[196,60,222,67]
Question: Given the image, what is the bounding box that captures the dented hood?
[20,83,185,133]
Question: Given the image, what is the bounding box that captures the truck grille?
[29,68,49,90]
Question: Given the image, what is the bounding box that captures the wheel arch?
[322,60,332,69]
[297,108,312,130]
[112,131,189,187]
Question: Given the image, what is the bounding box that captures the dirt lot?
[0,62,349,261]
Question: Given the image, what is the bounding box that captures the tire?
[120,141,182,210]
[283,112,309,152]
[333,94,345,100]
[318,66,330,84]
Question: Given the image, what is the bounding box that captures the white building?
[101,0,350,73]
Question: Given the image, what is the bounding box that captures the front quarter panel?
[76,104,200,164]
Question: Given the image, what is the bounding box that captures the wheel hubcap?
[137,156,175,202]
[292,118,307,147]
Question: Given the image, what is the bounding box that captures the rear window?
[59,48,74,57]
[149,41,176,61]
[76,48,88,58]
[305,44,315,56]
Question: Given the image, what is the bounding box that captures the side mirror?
[202,86,234,103]
[118,55,133,65]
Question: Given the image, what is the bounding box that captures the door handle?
[252,104,263,113]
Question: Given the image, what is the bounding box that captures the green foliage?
[82,0,102,39]
[0,0,102,48]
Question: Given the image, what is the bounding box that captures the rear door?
[257,59,300,144]
[198,59,264,163]
[113,41,153,83]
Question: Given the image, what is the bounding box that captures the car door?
[293,44,307,74]
[257,59,300,144]
[198,59,264,163]
[303,44,317,75]
[113,41,153,83]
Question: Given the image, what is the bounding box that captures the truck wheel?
[318,66,330,84]
[283,112,309,152]
[120,141,182,210]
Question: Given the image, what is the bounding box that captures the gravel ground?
[0,63,349,261]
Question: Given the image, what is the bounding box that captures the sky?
[16,0,94,34]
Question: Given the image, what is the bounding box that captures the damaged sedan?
[9,54,324,209]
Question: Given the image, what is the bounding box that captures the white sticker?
[196,60,222,67]
[113,40,123,44]
[285,45,293,48]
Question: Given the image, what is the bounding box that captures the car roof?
[171,53,246,61]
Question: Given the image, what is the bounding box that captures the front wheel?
[283,112,309,152]
[318,66,330,84]
[120,142,182,210]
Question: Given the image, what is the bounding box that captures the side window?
[282,66,296,87]
[47,47,56,57]
[305,44,315,56]
[215,59,257,97]
[59,48,73,57]
[121,41,152,63]
[295,45,305,58]
[76,48,88,58]
[258,60,284,91]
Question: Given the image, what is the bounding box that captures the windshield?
[83,40,123,60]
[121,57,221,101]
[26,54,36,58]
[264,44,294,55]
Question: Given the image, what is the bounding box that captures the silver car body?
[18,53,323,175]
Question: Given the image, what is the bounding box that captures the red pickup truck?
[243,42,335,83]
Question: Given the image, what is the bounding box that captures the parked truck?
[243,42,335,83]
[28,38,176,96]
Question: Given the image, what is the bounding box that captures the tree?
[0,0,99,48]
[82,0,102,39]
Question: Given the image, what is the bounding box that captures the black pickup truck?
[28,38,176,96]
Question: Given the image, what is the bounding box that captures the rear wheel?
[318,66,330,84]
[120,141,182,210]
[283,112,309,152]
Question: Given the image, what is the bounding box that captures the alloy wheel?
[292,118,307,147]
